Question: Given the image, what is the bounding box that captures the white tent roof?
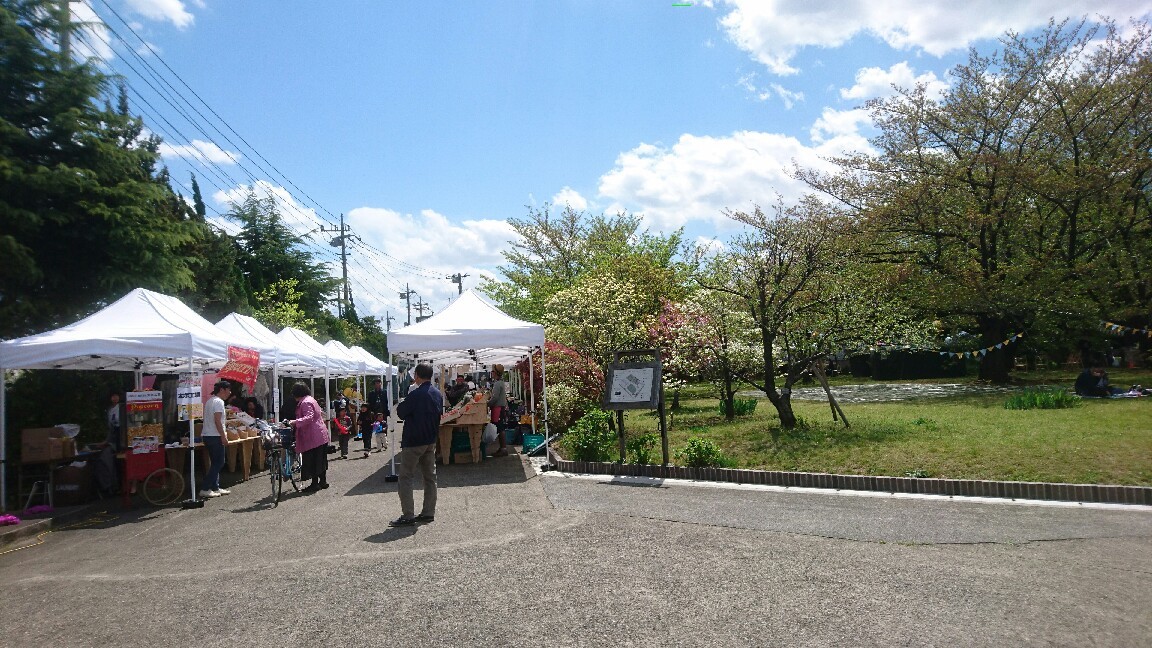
[0,288,260,372]
[276,327,359,375]
[349,345,395,375]
[216,313,327,375]
[388,290,544,361]
[323,339,366,374]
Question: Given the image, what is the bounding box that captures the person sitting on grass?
[1074,366,1117,398]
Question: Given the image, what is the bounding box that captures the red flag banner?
[218,346,260,389]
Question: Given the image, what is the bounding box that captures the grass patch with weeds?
[632,371,1152,485]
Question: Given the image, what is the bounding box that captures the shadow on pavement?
[363,527,419,544]
[343,454,532,498]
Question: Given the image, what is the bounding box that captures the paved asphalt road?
[1,451,1149,647]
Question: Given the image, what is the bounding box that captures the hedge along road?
[0,453,1149,647]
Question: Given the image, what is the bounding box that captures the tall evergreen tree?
[0,0,200,336]
[228,191,339,325]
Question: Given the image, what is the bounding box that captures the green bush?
[543,383,588,433]
[562,408,617,462]
[676,436,734,468]
[626,432,658,465]
[718,397,758,416]
[1004,387,1082,410]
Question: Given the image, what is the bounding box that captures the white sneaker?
[198,490,218,498]
[215,488,232,495]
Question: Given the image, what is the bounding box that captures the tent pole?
[539,344,551,453]
[324,367,331,422]
[187,357,198,502]
[386,354,398,481]
[1,366,8,512]
[527,349,537,436]
[272,365,279,421]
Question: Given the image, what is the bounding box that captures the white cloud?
[206,182,517,321]
[343,207,517,320]
[71,3,114,62]
[213,181,321,236]
[160,139,242,165]
[716,0,1152,75]
[551,186,588,211]
[597,126,871,231]
[840,62,948,101]
[769,83,804,109]
[124,0,196,29]
[810,107,872,144]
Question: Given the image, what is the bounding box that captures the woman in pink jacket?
[287,382,330,492]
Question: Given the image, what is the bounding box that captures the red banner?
[218,346,260,389]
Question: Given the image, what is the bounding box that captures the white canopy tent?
[216,313,329,418]
[388,290,550,444]
[275,327,360,421]
[0,288,270,511]
[349,345,395,376]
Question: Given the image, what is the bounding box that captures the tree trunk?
[766,388,797,429]
[977,317,1014,384]
[722,368,736,421]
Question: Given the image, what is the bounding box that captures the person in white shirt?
[200,380,232,498]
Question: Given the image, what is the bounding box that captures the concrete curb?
[549,452,1152,505]
[0,503,108,549]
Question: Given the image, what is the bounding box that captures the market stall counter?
[438,392,489,464]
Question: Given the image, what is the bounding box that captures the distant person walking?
[488,364,510,457]
[287,382,330,492]
[357,402,375,458]
[389,363,442,527]
[200,380,232,498]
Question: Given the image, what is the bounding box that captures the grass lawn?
[621,369,1152,486]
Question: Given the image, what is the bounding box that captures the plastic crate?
[522,434,545,454]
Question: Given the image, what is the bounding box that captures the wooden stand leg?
[468,424,483,463]
[438,426,452,465]
[240,439,253,481]
[226,442,238,473]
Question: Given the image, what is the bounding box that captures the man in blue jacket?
[389,363,443,527]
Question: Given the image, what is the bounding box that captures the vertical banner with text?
[177,371,205,421]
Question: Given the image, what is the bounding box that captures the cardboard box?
[21,427,74,463]
[453,452,473,464]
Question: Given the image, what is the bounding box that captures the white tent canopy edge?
[387,290,550,447]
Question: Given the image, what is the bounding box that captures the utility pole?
[414,298,432,323]
[398,284,415,326]
[447,272,470,295]
[385,312,395,332]
[322,214,352,318]
[58,1,79,64]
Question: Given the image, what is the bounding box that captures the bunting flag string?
[1100,320,1152,338]
[934,332,1024,360]
[849,333,1026,360]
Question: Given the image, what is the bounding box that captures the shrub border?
[548,450,1152,505]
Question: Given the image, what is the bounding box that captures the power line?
[93,0,346,228]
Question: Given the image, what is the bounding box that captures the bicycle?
[123,446,184,507]
[262,425,301,506]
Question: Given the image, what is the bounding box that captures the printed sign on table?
[217,345,260,389]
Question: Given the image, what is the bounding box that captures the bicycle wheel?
[269,449,283,506]
[286,451,301,492]
[142,468,184,506]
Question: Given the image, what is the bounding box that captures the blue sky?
[71,0,1152,325]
